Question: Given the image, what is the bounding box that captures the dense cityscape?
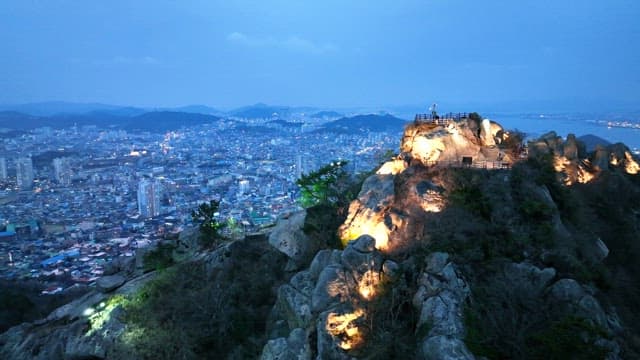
[0,111,399,292]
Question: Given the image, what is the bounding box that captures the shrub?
[143,242,175,271]
[527,316,610,360]
[111,237,289,359]
[296,160,349,208]
[191,200,224,248]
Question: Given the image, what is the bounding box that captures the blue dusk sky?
[0,0,638,111]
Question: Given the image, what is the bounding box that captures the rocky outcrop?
[269,210,323,270]
[529,132,639,185]
[413,252,474,360]
[261,328,312,360]
[401,120,483,165]
[607,143,640,174]
[563,133,579,160]
[95,274,126,293]
[102,255,135,276]
[479,119,496,147]
[264,235,398,359]
[545,278,622,358]
[339,166,444,253]
[0,272,156,360]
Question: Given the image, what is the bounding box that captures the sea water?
[490,113,640,152]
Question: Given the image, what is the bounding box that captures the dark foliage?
[116,237,289,359]
[0,280,89,333]
[142,242,176,272]
[190,200,224,248]
[296,160,350,208]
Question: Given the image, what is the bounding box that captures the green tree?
[296,160,349,208]
[191,200,224,247]
[226,217,244,240]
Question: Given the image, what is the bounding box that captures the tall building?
[238,179,250,195]
[52,157,72,186]
[137,178,161,218]
[16,157,34,189]
[0,157,7,180]
[296,154,304,179]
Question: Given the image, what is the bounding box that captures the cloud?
[227,32,337,55]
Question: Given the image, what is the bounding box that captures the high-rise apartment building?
[238,179,250,195]
[296,154,304,179]
[16,157,34,189]
[137,178,161,218]
[52,157,72,186]
[0,157,7,180]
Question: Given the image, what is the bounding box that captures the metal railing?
[414,112,468,124]
[423,160,511,170]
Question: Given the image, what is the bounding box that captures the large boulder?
[102,255,136,276]
[261,328,312,360]
[592,145,610,171]
[338,174,396,250]
[96,274,126,293]
[272,271,315,331]
[563,133,579,160]
[422,335,475,360]
[269,210,321,270]
[316,305,365,360]
[503,262,556,296]
[479,119,496,147]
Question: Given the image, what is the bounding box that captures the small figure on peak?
[429,103,438,120]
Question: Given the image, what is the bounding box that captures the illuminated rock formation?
[401,120,482,165]
[529,132,639,185]
[340,117,517,252]
[338,167,444,252]
[266,235,396,358]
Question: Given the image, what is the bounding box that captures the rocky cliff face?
[260,118,635,359]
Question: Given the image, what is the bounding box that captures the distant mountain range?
[228,103,293,119]
[170,105,223,116]
[0,102,225,118]
[0,111,221,133]
[0,101,332,120]
[578,134,612,152]
[0,109,410,134]
[310,111,343,119]
[126,112,222,132]
[0,102,142,117]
